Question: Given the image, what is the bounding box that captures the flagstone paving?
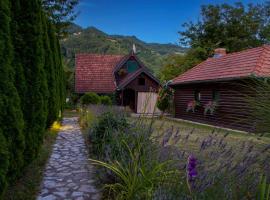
[37,117,100,200]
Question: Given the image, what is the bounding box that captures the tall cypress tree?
[10,0,27,107]
[44,18,58,126]
[0,129,9,197]
[18,0,48,161]
[48,21,64,120]
[0,0,25,187]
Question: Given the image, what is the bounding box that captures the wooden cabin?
[170,45,270,132]
[75,50,160,113]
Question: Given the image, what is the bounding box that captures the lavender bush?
[81,105,270,199]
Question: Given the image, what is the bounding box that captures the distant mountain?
[61,24,187,74]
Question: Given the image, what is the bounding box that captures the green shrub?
[90,111,128,158]
[157,82,174,113]
[100,96,112,105]
[89,111,180,199]
[80,92,100,105]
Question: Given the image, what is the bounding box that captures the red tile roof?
[172,45,270,85]
[75,54,124,93]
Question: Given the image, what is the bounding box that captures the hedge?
[0,0,65,196]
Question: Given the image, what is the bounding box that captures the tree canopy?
[180,1,270,53]
[159,1,270,82]
[42,0,79,37]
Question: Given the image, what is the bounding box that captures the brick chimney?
[213,48,226,58]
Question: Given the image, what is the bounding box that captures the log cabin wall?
[173,80,256,132]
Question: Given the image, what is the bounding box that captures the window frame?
[212,90,220,102]
[194,90,201,101]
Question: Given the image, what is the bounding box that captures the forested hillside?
[60,24,186,74]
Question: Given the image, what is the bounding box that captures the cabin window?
[194,90,201,101]
[138,77,145,86]
[127,60,138,73]
[212,90,220,101]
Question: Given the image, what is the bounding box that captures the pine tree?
[0,0,25,188]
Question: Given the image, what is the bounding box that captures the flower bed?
[81,105,270,199]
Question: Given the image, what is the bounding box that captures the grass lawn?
[134,116,270,157]
[4,130,58,200]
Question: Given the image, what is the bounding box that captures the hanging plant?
[204,101,218,115]
[186,100,200,113]
[157,81,174,114]
[118,68,127,76]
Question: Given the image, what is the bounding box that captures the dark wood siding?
[125,73,159,92]
[173,80,256,132]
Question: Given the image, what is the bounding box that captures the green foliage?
[43,18,58,126]
[159,47,208,81]
[88,109,180,199]
[42,0,79,37]
[4,130,58,200]
[90,111,128,157]
[100,96,112,105]
[180,2,270,53]
[0,0,25,190]
[18,0,48,162]
[0,0,66,197]
[157,82,174,112]
[90,144,176,200]
[80,92,100,105]
[258,175,270,200]
[0,130,9,198]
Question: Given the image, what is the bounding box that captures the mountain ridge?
[61,23,186,74]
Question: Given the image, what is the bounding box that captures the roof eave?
[170,75,262,87]
[117,69,160,90]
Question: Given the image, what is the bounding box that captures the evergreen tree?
[10,0,27,107]
[0,0,25,189]
[18,0,48,161]
[43,16,58,126]
[48,20,62,121]
[0,129,9,198]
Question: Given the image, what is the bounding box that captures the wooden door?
[137,92,161,114]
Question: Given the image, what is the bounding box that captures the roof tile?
[172,45,270,85]
[75,54,124,93]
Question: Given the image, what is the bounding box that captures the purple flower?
[186,154,198,192]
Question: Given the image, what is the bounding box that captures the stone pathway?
[37,117,100,200]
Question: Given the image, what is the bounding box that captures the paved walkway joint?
[38,117,100,200]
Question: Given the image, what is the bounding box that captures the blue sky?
[74,0,265,44]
